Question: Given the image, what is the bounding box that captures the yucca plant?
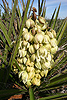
[0,0,67,100]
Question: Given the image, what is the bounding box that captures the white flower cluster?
[17,17,58,86]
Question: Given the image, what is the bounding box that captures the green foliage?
[0,0,67,100]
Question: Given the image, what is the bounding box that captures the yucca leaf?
[56,19,66,40]
[29,86,35,100]
[52,3,61,29]
[12,26,16,37]
[4,0,31,83]
[0,54,8,64]
[8,0,18,37]
[40,0,44,16]
[49,7,56,27]
[45,74,67,88]
[2,0,8,13]
[0,19,11,46]
[38,93,67,100]
[49,55,67,77]
[10,0,31,68]
[50,72,67,83]
[57,21,67,45]
[59,37,67,47]
[41,0,46,17]
[0,32,6,44]
[19,0,24,11]
[18,5,22,24]
[22,0,25,10]
[0,89,25,99]
[0,64,5,81]
[53,96,67,100]
[28,0,34,18]
[14,59,21,71]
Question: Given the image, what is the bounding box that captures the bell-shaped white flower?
[35,73,41,79]
[39,46,47,57]
[28,71,35,79]
[51,46,58,54]
[27,66,34,72]
[23,57,27,64]
[50,29,56,37]
[19,71,28,84]
[50,38,57,47]
[17,58,23,63]
[40,70,48,77]
[31,54,36,61]
[19,49,27,57]
[34,33,43,43]
[46,31,54,38]
[26,19,30,29]
[44,44,51,52]
[32,77,40,86]
[35,62,41,69]
[27,80,31,86]
[39,16,45,24]
[44,61,51,69]
[43,35,50,44]
[46,53,51,61]
[41,24,47,30]
[34,43,39,50]
[29,45,35,54]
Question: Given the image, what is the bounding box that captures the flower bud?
[32,28,36,35]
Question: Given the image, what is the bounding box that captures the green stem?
[29,86,35,100]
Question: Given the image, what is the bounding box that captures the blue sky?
[0,0,67,19]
